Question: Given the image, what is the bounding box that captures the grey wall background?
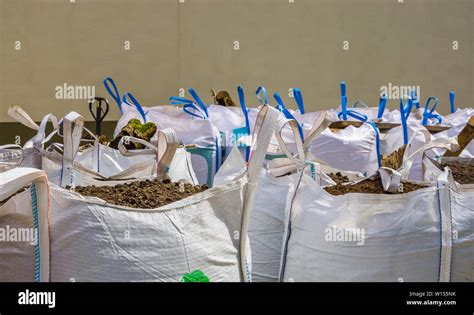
[0,0,473,125]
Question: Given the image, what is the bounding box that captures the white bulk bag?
[308,123,380,176]
[42,112,195,187]
[431,119,474,157]
[0,145,24,172]
[106,83,223,186]
[279,152,472,282]
[271,93,380,176]
[398,130,460,182]
[274,88,381,175]
[442,108,473,127]
[248,115,361,282]
[207,104,250,160]
[380,121,426,156]
[114,104,221,187]
[8,106,162,180]
[8,106,59,169]
[0,168,50,282]
[446,180,474,281]
[422,157,472,185]
[48,105,278,282]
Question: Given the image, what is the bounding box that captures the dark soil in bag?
[328,172,350,184]
[0,186,30,206]
[324,174,428,196]
[440,161,474,184]
[444,116,473,157]
[74,179,208,209]
[382,145,406,170]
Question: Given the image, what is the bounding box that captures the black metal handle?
[88,97,110,136]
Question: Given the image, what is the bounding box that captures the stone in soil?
[324,174,428,196]
[382,145,406,170]
[74,179,208,209]
[441,161,474,184]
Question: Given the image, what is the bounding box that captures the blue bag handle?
[256,86,269,105]
[377,94,387,119]
[188,88,209,117]
[367,121,382,168]
[409,90,421,109]
[238,86,250,131]
[182,103,208,120]
[169,97,207,119]
[337,108,368,122]
[336,98,381,168]
[422,96,442,126]
[401,90,419,116]
[293,88,305,114]
[169,96,193,106]
[169,93,209,119]
[238,86,251,161]
[400,98,409,145]
[122,93,148,122]
[449,91,456,113]
[273,92,304,142]
[340,81,348,120]
[400,98,410,121]
[402,98,412,116]
[352,100,369,108]
[103,77,123,113]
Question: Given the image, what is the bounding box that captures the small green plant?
[109,119,157,149]
[180,270,210,282]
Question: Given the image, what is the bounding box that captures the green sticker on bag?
[180,270,210,282]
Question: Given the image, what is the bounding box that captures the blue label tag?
[233,126,250,148]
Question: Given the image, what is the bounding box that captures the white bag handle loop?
[117,129,179,179]
[8,106,39,130]
[272,112,333,176]
[60,112,84,188]
[33,114,59,150]
[274,119,306,168]
[399,137,459,178]
[303,111,332,149]
[378,167,402,193]
[155,129,179,179]
[267,157,298,177]
[247,105,279,184]
[118,136,157,156]
[241,105,279,283]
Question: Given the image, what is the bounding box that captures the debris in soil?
[109,119,157,150]
[441,161,474,184]
[324,174,428,196]
[74,179,208,209]
[79,136,110,152]
[0,186,30,206]
[328,172,350,184]
[444,116,473,157]
[382,145,406,170]
[211,89,237,107]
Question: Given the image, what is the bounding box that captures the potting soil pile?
[441,161,474,184]
[328,172,350,184]
[74,179,208,209]
[381,145,406,170]
[324,174,428,196]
